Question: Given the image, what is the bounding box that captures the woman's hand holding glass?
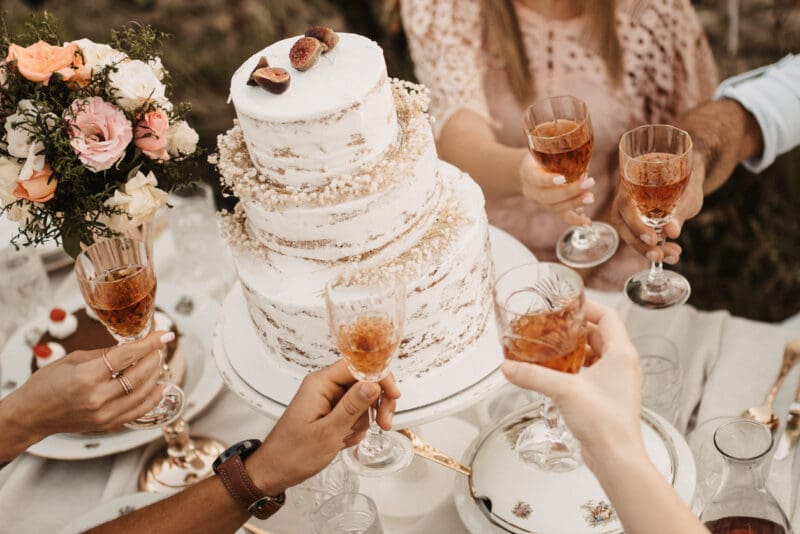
[518,151,594,227]
[0,331,168,462]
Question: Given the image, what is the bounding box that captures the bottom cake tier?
[227,161,494,381]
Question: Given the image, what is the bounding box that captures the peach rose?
[6,41,83,85]
[14,163,56,202]
[134,108,170,160]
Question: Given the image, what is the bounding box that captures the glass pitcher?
[700,418,793,534]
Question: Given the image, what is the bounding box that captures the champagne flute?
[75,237,184,429]
[324,275,413,477]
[619,124,693,309]
[523,95,619,268]
[493,262,586,471]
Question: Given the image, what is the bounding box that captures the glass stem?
[540,396,560,430]
[571,207,595,245]
[647,226,665,286]
[358,402,385,458]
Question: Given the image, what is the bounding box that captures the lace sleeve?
[400,0,493,138]
[668,0,719,117]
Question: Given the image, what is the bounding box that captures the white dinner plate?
[212,226,537,427]
[58,491,247,534]
[0,283,224,460]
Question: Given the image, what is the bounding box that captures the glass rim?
[315,490,378,514]
[618,123,693,161]
[493,261,584,315]
[713,418,773,462]
[630,335,679,358]
[75,236,150,285]
[522,94,590,140]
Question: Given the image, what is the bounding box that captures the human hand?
[518,152,594,226]
[501,301,644,470]
[249,360,400,495]
[612,160,705,264]
[10,331,170,438]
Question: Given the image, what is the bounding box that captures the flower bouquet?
[0,15,200,257]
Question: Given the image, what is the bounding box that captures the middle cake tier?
[226,161,494,381]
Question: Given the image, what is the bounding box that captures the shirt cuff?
[714,54,800,174]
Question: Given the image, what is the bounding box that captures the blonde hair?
[482,0,623,105]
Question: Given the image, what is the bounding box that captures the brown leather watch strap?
[217,455,285,520]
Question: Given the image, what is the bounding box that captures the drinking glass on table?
[632,335,682,428]
[619,125,693,309]
[314,492,383,534]
[75,237,184,429]
[493,262,587,471]
[523,95,618,268]
[324,275,413,477]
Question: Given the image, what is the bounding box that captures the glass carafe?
[700,418,793,534]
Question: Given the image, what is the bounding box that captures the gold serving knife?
[775,374,800,460]
[398,428,472,476]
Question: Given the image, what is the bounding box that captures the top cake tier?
[230,33,399,190]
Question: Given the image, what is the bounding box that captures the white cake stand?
[212,226,534,428]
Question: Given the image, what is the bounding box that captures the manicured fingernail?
[646,251,659,263]
[501,360,520,375]
[580,177,595,189]
[640,233,654,246]
[664,256,678,264]
[552,175,566,185]
[359,382,377,400]
[160,332,175,344]
[582,193,594,205]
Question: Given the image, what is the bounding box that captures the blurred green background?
[2,0,799,322]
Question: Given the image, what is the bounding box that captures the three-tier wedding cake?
[217,32,493,381]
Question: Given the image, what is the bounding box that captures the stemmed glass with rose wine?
[494,262,587,471]
[324,274,413,477]
[523,95,619,268]
[619,124,693,309]
[75,236,184,429]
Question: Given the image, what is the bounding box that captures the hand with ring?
[0,330,171,462]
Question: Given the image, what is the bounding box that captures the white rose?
[147,56,166,81]
[0,156,30,224]
[70,38,127,72]
[0,156,22,205]
[109,60,168,112]
[5,100,42,159]
[166,120,199,156]
[104,171,168,232]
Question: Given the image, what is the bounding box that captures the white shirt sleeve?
[714,54,800,173]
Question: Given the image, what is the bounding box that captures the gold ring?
[117,374,134,395]
[102,348,121,379]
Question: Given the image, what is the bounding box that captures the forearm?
[677,99,762,195]
[437,109,526,199]
[86,475,250,534]
[591,448,707,534]
[0,390,44,464]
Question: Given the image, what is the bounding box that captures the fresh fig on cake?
[252,67,291,94]
[247,56,270,86]
[290,36,324,71]
[305,26,338,52]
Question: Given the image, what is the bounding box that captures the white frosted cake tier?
[227,162,494,380]
[241,114,439,263]
[230,33,398,189]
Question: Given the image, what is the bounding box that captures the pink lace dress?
[402,0,718,289]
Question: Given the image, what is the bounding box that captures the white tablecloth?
[1,261,799,532]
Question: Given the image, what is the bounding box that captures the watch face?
[213,439,262,473]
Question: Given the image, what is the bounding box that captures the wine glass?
[324,275,413,477]
[313,492,384,534]
[493,262,587,471]
[522,95,619,268]
[619,124,693,309]
[75,237,184,429]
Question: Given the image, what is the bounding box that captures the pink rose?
[6,41,83,85]
[14,163,56,202]
[134,108,170,160]
[66,97,133,172]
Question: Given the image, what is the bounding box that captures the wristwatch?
[212,439,286,520]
